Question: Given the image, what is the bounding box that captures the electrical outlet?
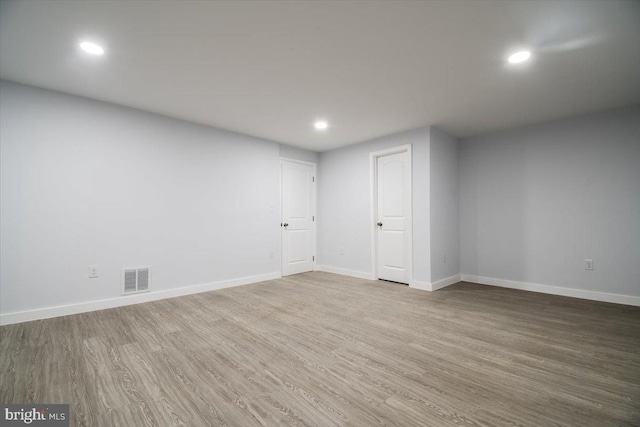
[89,265,99,278]
[585,259,594,271]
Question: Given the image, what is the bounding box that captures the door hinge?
[313,256,315,261]
[312,176,315,182]
[312,215,315,221]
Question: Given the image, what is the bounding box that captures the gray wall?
[430,127,460,282]
[4,79,636,319]
[460,106,640,297]
[317,127,432,283]
[0,81,281,315]
[279,144,319,164]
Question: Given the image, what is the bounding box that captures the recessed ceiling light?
[79,41,105,55]
[507,50,531,64]
[314,121,328,130]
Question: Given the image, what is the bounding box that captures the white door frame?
[370,145,413,285]
[280,157,317,275]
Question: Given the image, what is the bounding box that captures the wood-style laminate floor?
[1,272,639,426]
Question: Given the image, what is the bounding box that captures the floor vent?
[122,267,151,295]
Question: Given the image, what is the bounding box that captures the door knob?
[377,222,383,227]
[283,223,289,227]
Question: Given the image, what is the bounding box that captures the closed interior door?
[376,151,410,284]
[282,160,315,276]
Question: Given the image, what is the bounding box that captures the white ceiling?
[1,0,639,151]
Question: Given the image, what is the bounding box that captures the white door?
[282,160,315,276]
[376,151,411,284]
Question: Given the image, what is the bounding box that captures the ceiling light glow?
[79,41,105,55]
[508,50,531,64]
[314,121,328,130]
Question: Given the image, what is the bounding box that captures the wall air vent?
[122,267,151,295]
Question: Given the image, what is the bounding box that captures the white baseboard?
[409,274,461,292]
[317,265,375,280]
[316,265,463,292]
[0,271,282,326]
[431,274,462,291]
[409,280,432,291]
[461,274,640,306]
